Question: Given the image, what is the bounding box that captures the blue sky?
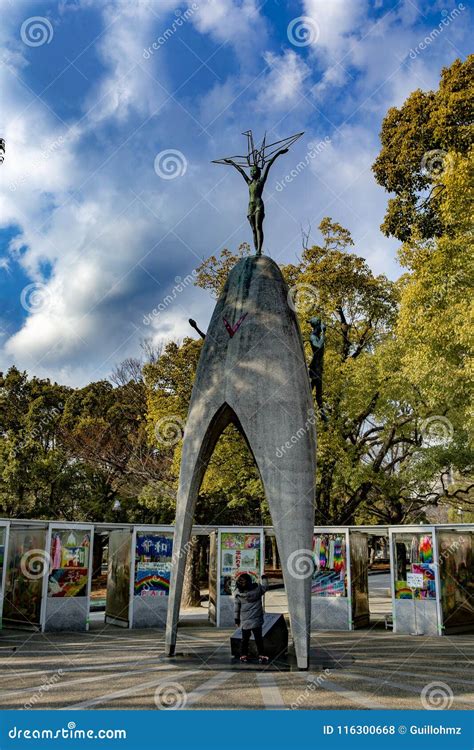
[0,0,471,385]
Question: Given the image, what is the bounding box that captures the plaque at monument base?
[230,613,288,660]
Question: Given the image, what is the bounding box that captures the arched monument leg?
[242,450,314,670]
[165,255,316,670]
[165,405,233,656]
[271,512,313,669]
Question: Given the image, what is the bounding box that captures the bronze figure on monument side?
[308,316,327,421]
[213,130,303,255]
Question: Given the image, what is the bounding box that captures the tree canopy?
[373,55,473,241]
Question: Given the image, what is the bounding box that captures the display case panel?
[312,533,347,596]
[3,526,47,628]
[438,530,474,633]
[105,529,133,627]
[43,525,94,632]
[311,529,351,630]
[390,528,440,635]
[131,529,173,628]
[216,529,264,627]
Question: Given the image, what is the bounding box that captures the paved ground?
[1,623,473,711]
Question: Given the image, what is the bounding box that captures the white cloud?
[259,50,310,109]
[191,0,266,64]
[303,0,366,58]
[311,64,347,99]
[81,1,176,124]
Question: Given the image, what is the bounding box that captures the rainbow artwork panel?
[134,532,173,597]
[134,567,170,597]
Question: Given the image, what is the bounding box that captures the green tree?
[373,55,473,241]
[0,368,71,517]
[394,148,474,515]
[0,362,164,523]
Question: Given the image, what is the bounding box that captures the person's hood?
[237,582,259,597]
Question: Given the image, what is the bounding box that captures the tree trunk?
[92,534,105,579]
[271,536,278,569]
[182,535,201,607]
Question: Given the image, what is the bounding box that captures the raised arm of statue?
[217,158,250,184]
[189,318,206,340]
[261,148,288,183]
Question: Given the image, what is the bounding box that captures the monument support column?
[165,256,316,669]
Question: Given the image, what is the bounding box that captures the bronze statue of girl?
[213,130,303,255]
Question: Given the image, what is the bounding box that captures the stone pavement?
[0,623,473,711]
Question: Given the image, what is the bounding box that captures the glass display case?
[131,528,174,628]
[105,529,133,627]
[311,528,352,630]
[208,531,217,625]
[42,524,94,632]
[3,525,47,629]
[390,527,440,635]
[438,529,474,633]
[212,528,264,627]
[349,531,370,628]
